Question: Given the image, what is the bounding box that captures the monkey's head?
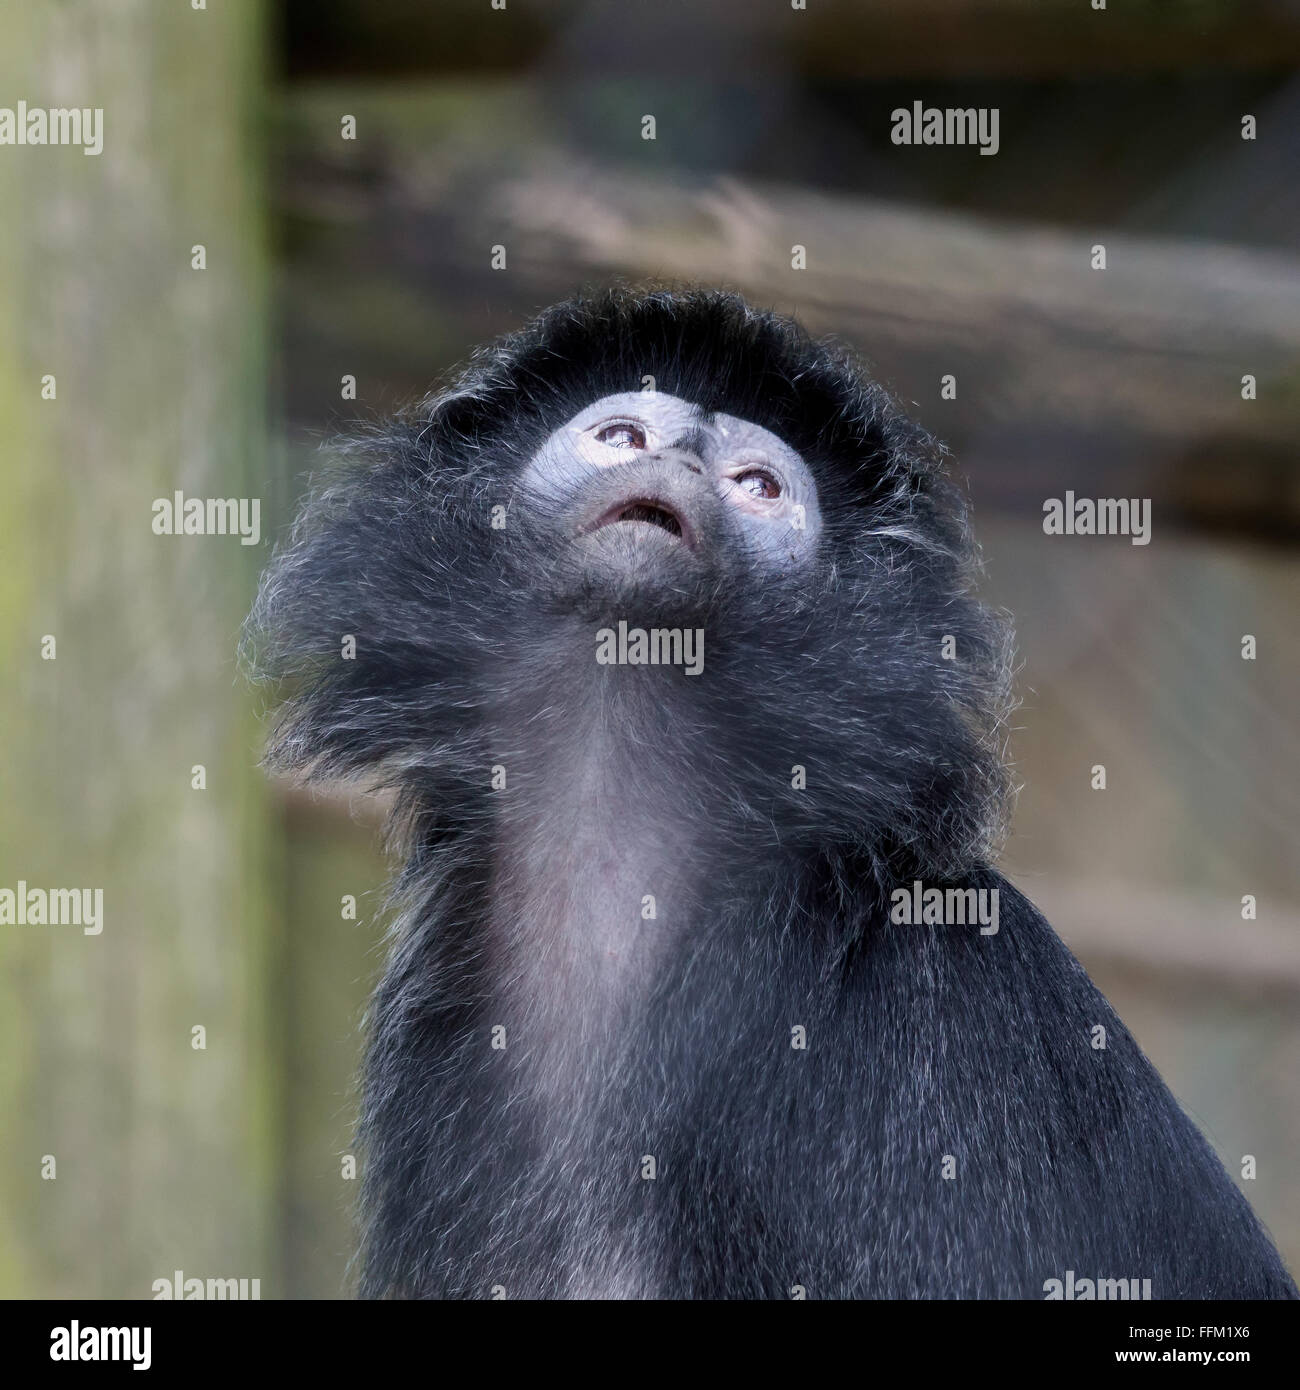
[246,288,1013,877]
[517,388,821,618]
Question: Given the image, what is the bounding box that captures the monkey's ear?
[241,422,491,785]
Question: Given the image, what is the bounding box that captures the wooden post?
[0,2,277,1297]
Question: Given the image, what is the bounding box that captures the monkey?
[245,287,1297,1300]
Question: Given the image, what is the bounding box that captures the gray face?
[518,391,822,573]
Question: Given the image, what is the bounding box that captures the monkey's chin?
[559,523,716,625]
[574,518,703,572]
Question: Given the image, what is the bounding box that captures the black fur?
[245,288,1295,1299]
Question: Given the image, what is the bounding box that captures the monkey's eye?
[734,467,781,500]
[594,422,648,451]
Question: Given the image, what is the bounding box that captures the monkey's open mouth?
[583,497,693,547]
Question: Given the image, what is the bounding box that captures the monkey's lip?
[580,497,695,549]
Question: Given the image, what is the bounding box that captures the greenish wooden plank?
[0,1,276,1298]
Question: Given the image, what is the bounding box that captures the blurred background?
[1,0,1297,1297]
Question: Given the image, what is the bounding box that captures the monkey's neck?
[488,725,704,1084]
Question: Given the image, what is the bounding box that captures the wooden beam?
[0,1,277,1298]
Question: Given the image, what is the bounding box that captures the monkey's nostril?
[654,447,704,475]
